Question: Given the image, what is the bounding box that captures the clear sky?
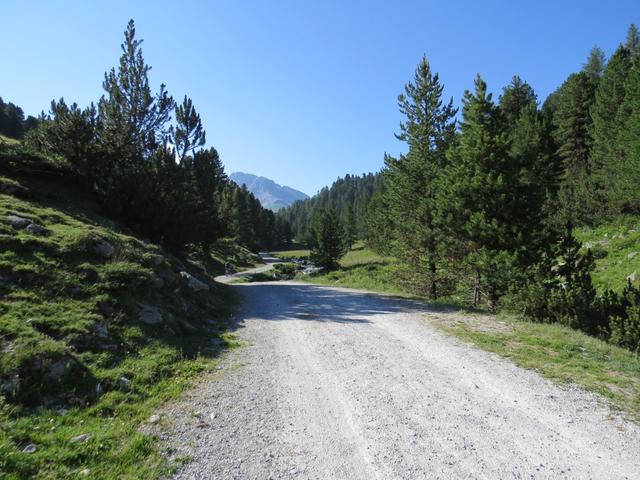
[2,1,638,195]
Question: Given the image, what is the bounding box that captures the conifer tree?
[311,209,347,270]
[172,95,206,161]
[499,75,537,125]
[98,19,174,162]
[583,46,606,82]
[552,72,597,224]
[384,55,457,298]
[615,61,640,213]
[589,45,633,217]
[626,23,640,55]
[441,75,514,309]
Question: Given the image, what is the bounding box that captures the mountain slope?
[0,147,259,478]
[230,172,308,211]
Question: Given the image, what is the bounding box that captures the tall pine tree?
[383,55,457,298]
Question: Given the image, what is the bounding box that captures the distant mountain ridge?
[229,172,309,211]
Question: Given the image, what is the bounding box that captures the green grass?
[294,243,419,298]
[271,248,310,260]
[576,216,640,292]
[437,314,640,420]
[0,162,240,478]
[0,135,20,146]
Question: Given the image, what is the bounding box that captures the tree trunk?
[473,270,480,307]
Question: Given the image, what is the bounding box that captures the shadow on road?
[229,281,439,328]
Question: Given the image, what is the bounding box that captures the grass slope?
[576,217,640,292]
[0,151,249,478]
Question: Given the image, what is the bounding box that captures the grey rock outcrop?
[180,271,210,291]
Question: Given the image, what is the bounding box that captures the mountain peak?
[229,172,308,211]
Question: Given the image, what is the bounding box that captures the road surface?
[214,253,280,284]
[161,281,640,479]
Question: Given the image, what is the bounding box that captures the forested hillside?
[284,24,640,354]
[278,172,382,246]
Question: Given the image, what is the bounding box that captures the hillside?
[229,172,308,211]
[0,148,258,478]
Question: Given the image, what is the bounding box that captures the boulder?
[92,239,115,258]
[7,214,31,229]
[628,271,637,283]
[45,359,70,381]
[117,376,131,391]
[95,322,109,338]
[180,271,210,291]
[0,181,29,196]
[138,303,163,325]
[149,254,165,267]
[24,223,51,236]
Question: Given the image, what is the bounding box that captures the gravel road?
[161,281,640,479]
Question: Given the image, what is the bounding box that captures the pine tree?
[589,45,633,217]
[626,23,640,55]
[499,75,537,125]
[552,72,597,224]
[615,60,640,213]
[583,46,606,82]
[441,75,517,310]
[311,209,347,270]
[98,19,174,162]
[383,55,457,298]
[172,95,206,161]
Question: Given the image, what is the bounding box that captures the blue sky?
[2,1,637,195]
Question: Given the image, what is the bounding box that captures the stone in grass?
[628,271,638,283]
[117,377,132,391]
[179,271,210,291]
[22,443,37,454]
[70,433,91,443]
[148,414,161,424]
[7,214,31,229]
[628,251,638,259]
[24,223,51,236]
[138,303,163,325]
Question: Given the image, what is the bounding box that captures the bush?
[274,262,297,280]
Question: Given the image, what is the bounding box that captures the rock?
[0,181,28,196]
[148,414,160,424]
[22,443,37,454]
[138,303,163,325]
[92,239,115,258]
[117,377,131,391]
[149,254,164,267]
[179,271,210,291]
[628,251,638,259]
[95,322,108,338]
[7,214,31,229]
[45,359,69,381]
[70,433,91,443]
[24,223,50,236]
[79,469,90,477]
[628,271,637,283]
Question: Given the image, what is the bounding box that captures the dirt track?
[162,281,640,479]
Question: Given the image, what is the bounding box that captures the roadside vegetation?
[279,24,640,358]
[0,19,288,479]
